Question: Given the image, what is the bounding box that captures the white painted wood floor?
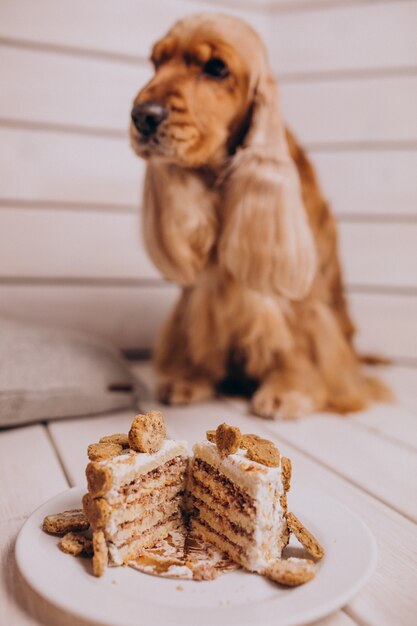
[1,361,416,626]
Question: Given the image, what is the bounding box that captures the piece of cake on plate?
[187,423,291,573]
[43,413,324,585]
[82,411,187,572]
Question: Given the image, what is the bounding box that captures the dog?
[129,13,390,419]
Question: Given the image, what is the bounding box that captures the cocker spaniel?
[130,13,390,419]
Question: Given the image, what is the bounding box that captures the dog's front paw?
[251,388,314,420]
[158,378,214,406]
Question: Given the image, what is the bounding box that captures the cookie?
[241,433,262,448]
[264,557,316,586]
[87,441,123,461]
[286,512,325,560]
[281,457,292,492]
[59,532,93,557]
[128,411,167,454]
[82,493,110,530]
[42,509,90,535]
[92,530,108,577]
[215,423,242,457]
[242,435,280,468]
[99,433,130,448]
[86,462,113,498]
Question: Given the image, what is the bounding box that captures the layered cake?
[43,413,324,586]
[82,411,187,569]
[187,424,290,572]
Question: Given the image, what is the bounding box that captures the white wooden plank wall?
[0,0,416,379]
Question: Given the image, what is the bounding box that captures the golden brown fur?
[130,14,390,418]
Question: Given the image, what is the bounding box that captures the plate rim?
[15,485,378,626]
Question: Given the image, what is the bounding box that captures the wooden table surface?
[1,361,416,626]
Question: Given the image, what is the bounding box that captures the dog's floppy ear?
[143,161,217,285]
[218,68,317,300]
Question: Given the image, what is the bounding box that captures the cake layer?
[118,457,187,504]
[84,482,184,531]
[190,518,250,570]
[189,495,254,549]
[191,515,285,572]
[86,440,187,498]
[108,514,183,565]
[188,459,256,521]
[107,496,182,545]
[187,478,254,532]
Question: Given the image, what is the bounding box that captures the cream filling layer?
[108,515,183,566]
[107,497,182,544]
[104,483,184,537]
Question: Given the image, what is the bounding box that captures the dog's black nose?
[131,101,168,136]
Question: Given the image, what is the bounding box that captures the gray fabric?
[0,316,138,427]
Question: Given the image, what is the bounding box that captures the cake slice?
[187,425,289,573]
[83,412,187,570]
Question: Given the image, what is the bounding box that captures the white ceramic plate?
[16,486,376,626]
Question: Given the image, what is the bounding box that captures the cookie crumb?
[59,532,93,557]
[206,430,216,443]
[92,530,108,577]
[42,509,89,535]
[264,557,316,586]
[215,423,242,457]
[176,584,184,591]
[128,411,167,453]
[287,512,325,561]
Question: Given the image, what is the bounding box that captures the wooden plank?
[2,44,416,145]
[0,208,159,281]
[281,75,417,145]
[311,150,417,217]
[340,223,417,290]
[0,127,142,208]
[0,425,68,522]
[0,283,179,350]
[0,0,264,58]
[0,290,416,364]
[261,414,417,522]
[351,403,417,452]
[269,1,417,75]
[371,364,417,413]
[2,128,416,219]
[265,429,417,626]
[350,292,417,363]
[0,44,151,131]
[48,410,137,486]
[1,208,416,289]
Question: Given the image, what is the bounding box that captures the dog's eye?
[203,57,229,79]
